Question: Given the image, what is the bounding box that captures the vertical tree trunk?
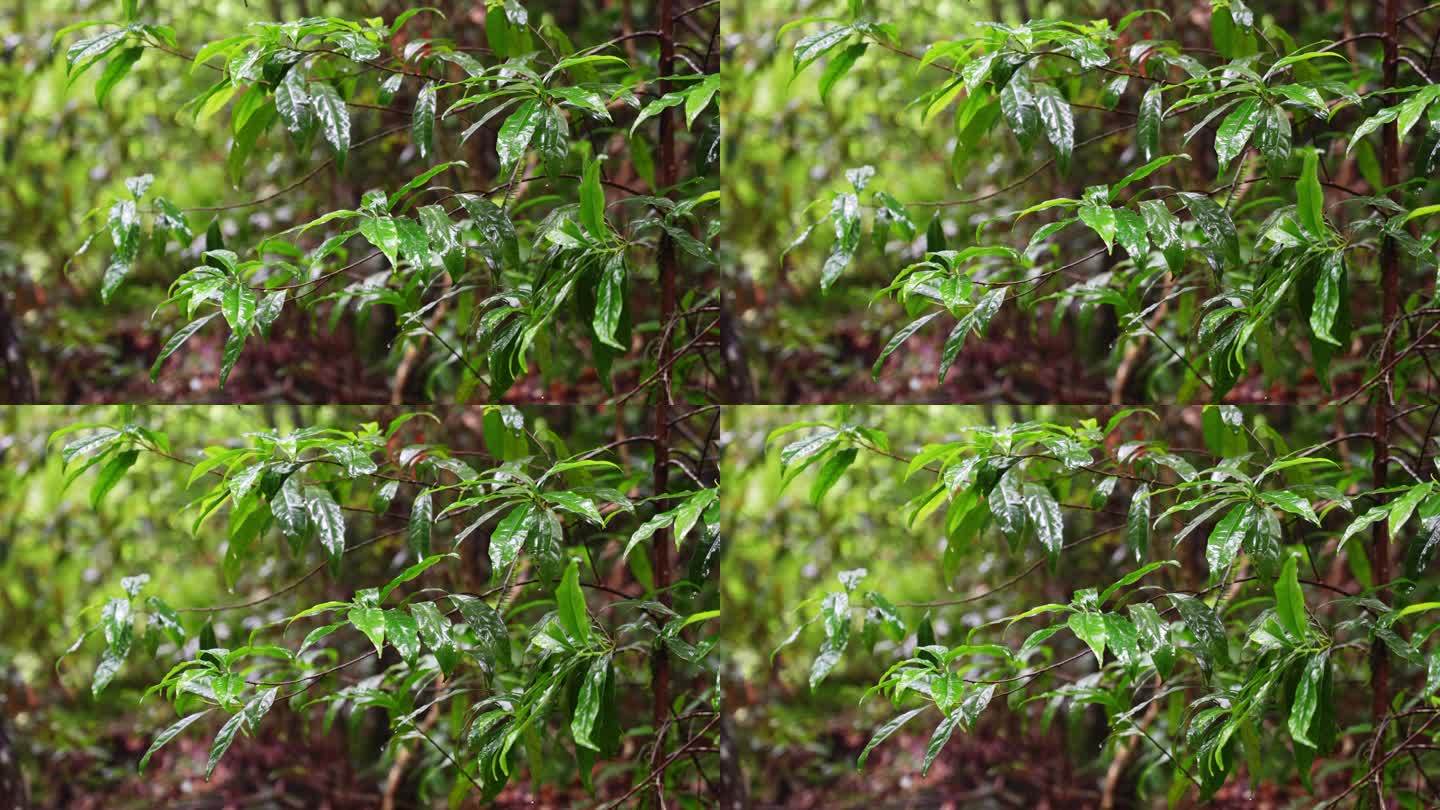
[0,296,35,404]
[650,0,678,803]
[1371,0,1401,733]
[0,711,29,810]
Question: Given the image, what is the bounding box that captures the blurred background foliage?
[722,404,1378,808]
[0,404,690,808]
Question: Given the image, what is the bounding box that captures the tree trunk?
[0,710,29,810]
[1370,0,1401,734]
[650,0,678,804]
[0,295,35,404]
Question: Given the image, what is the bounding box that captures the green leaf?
[67,29,129,81]
[1026,483,1064,561]
[1347,107,1398,155]
[556,558,591,644]
[1339,505,1389,550]
[457,194,521,270]
[1390,481,1433,537]
[497,97,542,171]
[1179,192,1240,270]
[1139,199,1184,271]
[91,449,139,508]
[819,42,867,106]
[571,653,609,750]
[410,601,457,675]
[308,82,351,169]
[1099,560,1178,605]
[579,157,607,240]
[857,707,927,769]
[411,81,435,159]
[1110,154,1189,200]
[820,191,860,291]
[1260,490,1320,526]
[1206,504,1246,574]
[145,596,185,645]
[1079,203,1117,252]
[1169,593,1230,671]
[380,553,454,603]
[274,67,311,135]
[623,511,674,561]
[1125,484,1151,561]
[384,609,420,664]
[872,312,941,380]
[1067,611,1108,664]
[592,253,627,350]
[793,27,854,77]
[305,486,346,566]
[348,605,386,657]
[1288,652,1325,748]
[1274,555,1309,640]
[489,504,534,573]
[359,216,401,268]
[408,490,432,558]
[95,46,143,107]
[205,710,246,780]
[1256,103,1291,167]
[810,447,858,504]
[139,710,211,771]
[1034,83,1074,173]
[1114,208,1148,263]
[685,72,721,127]
[673,488,718,547]
[1137,85,1162,160]
[1397,86,1440,141]
[999,70,1040,149]
[1214,97,1261,170]
[1296,148,1325,238]
[920,709,962,775]
[937,289,1004,382]
[1309,251,1344,345]
[450,594,510,666]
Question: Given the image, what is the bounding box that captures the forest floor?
[737,706,1344,810]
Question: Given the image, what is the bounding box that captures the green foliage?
[35,0,720,402]
[745,404,1440,805]
[733,0,1440,401]
[26,404,720,803]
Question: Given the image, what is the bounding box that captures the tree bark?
[0,295,35,404]
[650,0,678,804]
[0,710,29,810]
[1371,0,1401,733]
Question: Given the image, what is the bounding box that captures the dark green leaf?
[139,710,210,771]
[1137,85,1162,160]
[497,97,541,171]
[1296,148,1325,237]
[1289,652,1325,747]
[408,490,432,558]
[305,486,345,566]
[857,707,926,768]
[1214,97,1261,170]
[308,82,350,168]
[556,558,591,644]
[205,711,246,780]
[571,653,609,750]
[1179,192,1239,270]
[1274,554,1309,640]
[1033,84,1073,173]
[411,81,435,159]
